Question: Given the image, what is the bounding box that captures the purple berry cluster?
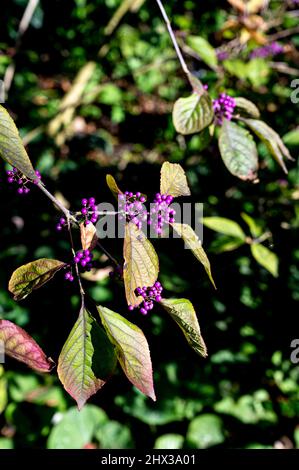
[7,167,41,194]
[149,193,175,235]
[250,42,284,59]
[213,93,236,125]
[129,281,163,315]
[79,198,98,226]
[64,270,74,282]
[56,217,67,231]
[74,249,94,270]
[119,192,147,230]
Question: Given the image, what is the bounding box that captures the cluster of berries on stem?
[129,281,163,315]
[7,167,41,194]
[250,42,284,59]
[213,93,236,125]
[119,191,147,230]
[79,197,98,226]
[149,193,175,235]
[74,249,94,270]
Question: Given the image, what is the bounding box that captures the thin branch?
[36,181,77,223]
[4,0,40,95]
[97,241,119,266]
[67,218,85,297]
[155,0,190,76]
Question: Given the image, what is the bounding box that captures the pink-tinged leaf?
[80,222,98,251]
[8,258,65,301]
[97,305,156,401]
[0,319,54,372]
[57,306,116,410]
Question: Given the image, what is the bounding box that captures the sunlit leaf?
[161,298,207,357]
[202,217,246,240]
[171,223,216,288]
[154,434,184,449]
[0,105,36,179]
[123,222,159,307]
[0,320,54,372]
[0,366,7,413]
[8,259,65,301]
[250,243,278,277]
[97,305,156,400]
[106,174,123,199]
[47,405,108,449]
[172,91,214,135]
[186,36,218,69]
[234,97,260,118]
[241,213,262,238]
[187,414,225,448]
[57,306,116,410]
[80,222,98,251]
[218,119,258,181]
[160,162,191,197]
[243,118,293,174]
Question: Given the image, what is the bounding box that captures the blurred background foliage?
[0,0,299,449]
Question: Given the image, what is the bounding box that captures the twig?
[97,241,119,266]
[36,181,77,223]
[268,25,299,41]
[67,217,85,297]
[4,0,40,95]
[155,0,190,77]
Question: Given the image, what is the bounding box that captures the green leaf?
[0,105,36,179]
[0,438,13,449]
[187,414,225,448]
[250,243,278,277]
[210,236,245,253]
[234,97,260,118]
[95,421,134,449]
[97,305,156,400]
[123,222,159,307]
[154,434,184,449]
[160,298,207,357]
[47,405,108,449]
[241,213,262,238]
[186,36,218,69]
[243,118,293,174]
[160,162,191,197]
[8,258,65,301]
[171,223,216,289]
[218,119,258,181]
[0,320,54,372]
[172,91,214,135]
[202,217,246,240]
[283,128,299,147]
[57,306,116,410]
[106,174,123,199]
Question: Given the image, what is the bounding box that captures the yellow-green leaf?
[0,105,36,179]
[8,259,65,301]
[106,174,123,200]
[161,298,207,357]
[250,243,278,277]
[243,118,293,174]
[241,213,262,238]
[172,91,214,135]
[186,36,218,69]
[57,307,116,410]
[160,162,191,197]
[97,305,156,400]
[202,217,246,240]
[218,119,258,181]
[234,97,260,119]
[123,222,159,307]
[171,223,216,289]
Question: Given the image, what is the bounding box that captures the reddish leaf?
[0,319,54,372]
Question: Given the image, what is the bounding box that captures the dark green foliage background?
[0,0,298,449]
